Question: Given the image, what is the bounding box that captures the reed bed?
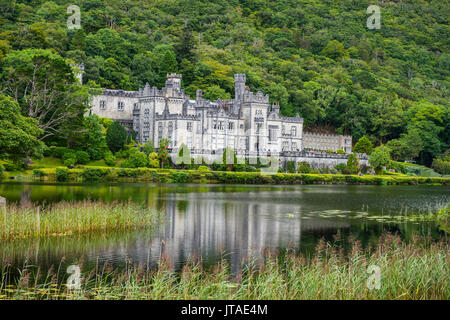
[1,233,448,300]
[0,200,162,240]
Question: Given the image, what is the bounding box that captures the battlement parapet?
[243,89,270,104]
[155,113,199,121]
[279,114,303,123]
[101,89,138,97]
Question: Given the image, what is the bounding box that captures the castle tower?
[234,74,246,101]
[165,73,182,91]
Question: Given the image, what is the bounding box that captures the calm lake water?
[0,182,449,274]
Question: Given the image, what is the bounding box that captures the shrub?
[3,162,21,171]
[158,139,170,168]
[335,163,346,172]
[42,145,52,157]
[117,168,140,178]
[319,167,330,174]
[100,117,113,128]
[211,163,225,171]
[142,140,155,156]
[114,150,125,158]
[0,165,4,178]
[55,168,69,181]
[170,171,189,183]
[353,136,373,154]
[297,161,311,173]
[87,146,106,161]
[52,147,69,159]
[33,169,47,177]
[106,121,128,153]
[342,167,352,174]
[235,163,257,172]
[286,160,296,173]
[105,170,118,181]
[369,145,391,175]
[62,150,77,162]
[148,152,159,168]
[346,153,360,174]
[104,152,117,167]
[432,158,450,175]
[63,158,76,167]
[81,168,110,181]
[360,164,370,174]
[336,149,346,154]
[120,150,148,168]
[75,151,90,165]
[222,147,237,170]
[198,165,210,172]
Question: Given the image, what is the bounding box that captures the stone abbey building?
[90,73,353,161]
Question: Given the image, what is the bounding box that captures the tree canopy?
[106,121,127,153]
[0,94,44,164]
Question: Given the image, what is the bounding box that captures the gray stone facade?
[90,73,353,162]
[302,132,352,153]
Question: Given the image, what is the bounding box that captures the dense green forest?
[0,0,448,169]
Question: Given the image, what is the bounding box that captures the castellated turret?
[234,73,246,101]
[165,73,182,91]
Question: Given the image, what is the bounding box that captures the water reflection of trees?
[0,183,446,273]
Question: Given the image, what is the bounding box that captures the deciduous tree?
[2,49,89,141]
[0,94,44,165]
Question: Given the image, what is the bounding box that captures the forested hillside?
[0,0,448,166]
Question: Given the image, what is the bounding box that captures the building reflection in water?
[84,190,348,273]
[4,183,442,274]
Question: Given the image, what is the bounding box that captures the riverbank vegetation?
[1,136,448,185]
[2,165,450,186]
[1,233,448,300]
[0,201,162,240]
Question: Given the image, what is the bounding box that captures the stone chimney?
[272,102,280,114]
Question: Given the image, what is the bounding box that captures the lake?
[0,182,448,274]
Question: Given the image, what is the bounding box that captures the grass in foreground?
[0,200,162,240]
[1,233,448,300]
